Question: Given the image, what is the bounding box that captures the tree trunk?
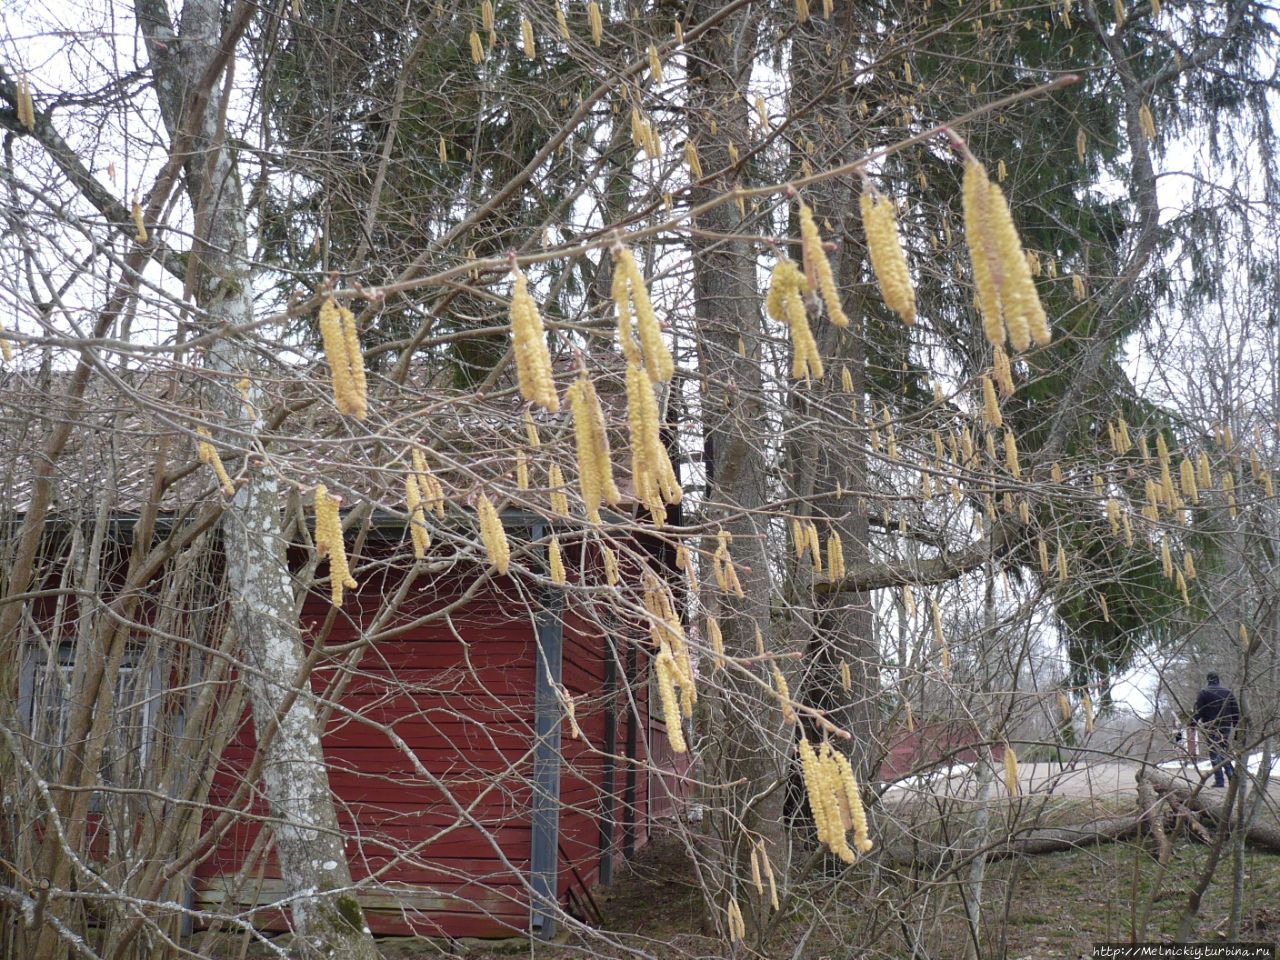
[132,2,379,956]
[684,4,779,941]
[1143,769,1280,852]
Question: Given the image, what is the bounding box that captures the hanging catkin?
[799,200,850,327]
[549,535,566,584]
[314,484,358,606]
[196,427,235,496]
[626,361,682,521]
[509,268,560,412]
[16,75,35,130]
[860,185,916,325]
[588,0,603,44]
[567,369,620,524]
[767,259,823,379]
[613,247,672,383]
[405,472,430,558]
[132,198,148,244]
[477,493,511,575]
[318,297,368,418]
[548,463,569,516]
[961,159,1051,350]
[1002,743,1020,795]
[521,15,536,58]
[411,449,447,518]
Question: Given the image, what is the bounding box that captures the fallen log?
[1141,768,1280,854]
[878,813,1142,867]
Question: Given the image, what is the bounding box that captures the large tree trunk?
[132,2,379,956]
[684,4,779,940]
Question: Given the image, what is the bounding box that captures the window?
[20,641,156,798]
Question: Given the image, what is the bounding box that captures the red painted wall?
[195,550,670,940]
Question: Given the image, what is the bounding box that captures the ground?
[231,761,1280,959]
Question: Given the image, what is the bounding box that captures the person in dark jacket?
[1193,672,1240,787]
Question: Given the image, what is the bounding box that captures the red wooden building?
[186,510,690,941]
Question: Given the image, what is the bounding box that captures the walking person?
[1193,671,1241,787]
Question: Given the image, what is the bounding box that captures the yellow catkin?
[516,450,529,491]
[1240,623,1250,650]
[1051,461,1064,484]
[521,15,536,58]
[1197,451,1212,489]
[827,531,845,580]
[602,544,619,586]
[339,303,368,418]
[469,30,485,62]
[626,360,681,521]
[805,522,822,574]
[834,750,873,854]
[1058,690,1072,724]
[749,843,764,897]
[314,484,358,607]
[1004,430,1021,478]
[548,463,569,516]
[1083,692,1094,733]
[588,0,602,44]
[555,1,570,39]
[759,840,779,910]
[768,259,823,379]
[684,140,703,180]
[510,269,559,412]
[16,75,35,131]
[405,473,430,558]
[840,659,852,692]
[707,616,724,669]
[1223,472,1237,517]
[842,365,855,393]
[982,376,1003,429]
[993,344,1014,397]
[131,198,148,244]
[613,247,673,384]
[674,18,684,44]
[755,94,769,130]
[1003,743,1020,795]
[655,642,687,753]
[648,43,663,83]
[799,200,850,327]
[772,664,795,722]
[1263,471,1274,498]
[549,535,566,584]
[1056,543,1069,583]
[1039,538,1050,575]
[795,0,809,20]
[1176,568,1189,606]
[318,297,368,418]
[962,159,1050,350]
[411,450,446,519]
[726,897,745,942]
[567,371,620,523]
[1139,103,1156,141]
[477,493,510,575]
[860,186,916,325]
[196,427,235,496]
[1180,457,1198,503]
[1101,592,1112,624]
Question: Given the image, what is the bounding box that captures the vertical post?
[598,628,619,884]
[622,640,638,859]
[530,524,564,939]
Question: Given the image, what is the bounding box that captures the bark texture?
[132,2,379,956]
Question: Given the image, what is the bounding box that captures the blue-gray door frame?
[530,524,565,939]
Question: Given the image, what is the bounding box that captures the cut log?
[1141,769,1280,854]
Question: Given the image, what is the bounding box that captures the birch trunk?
[132,2,378,956]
